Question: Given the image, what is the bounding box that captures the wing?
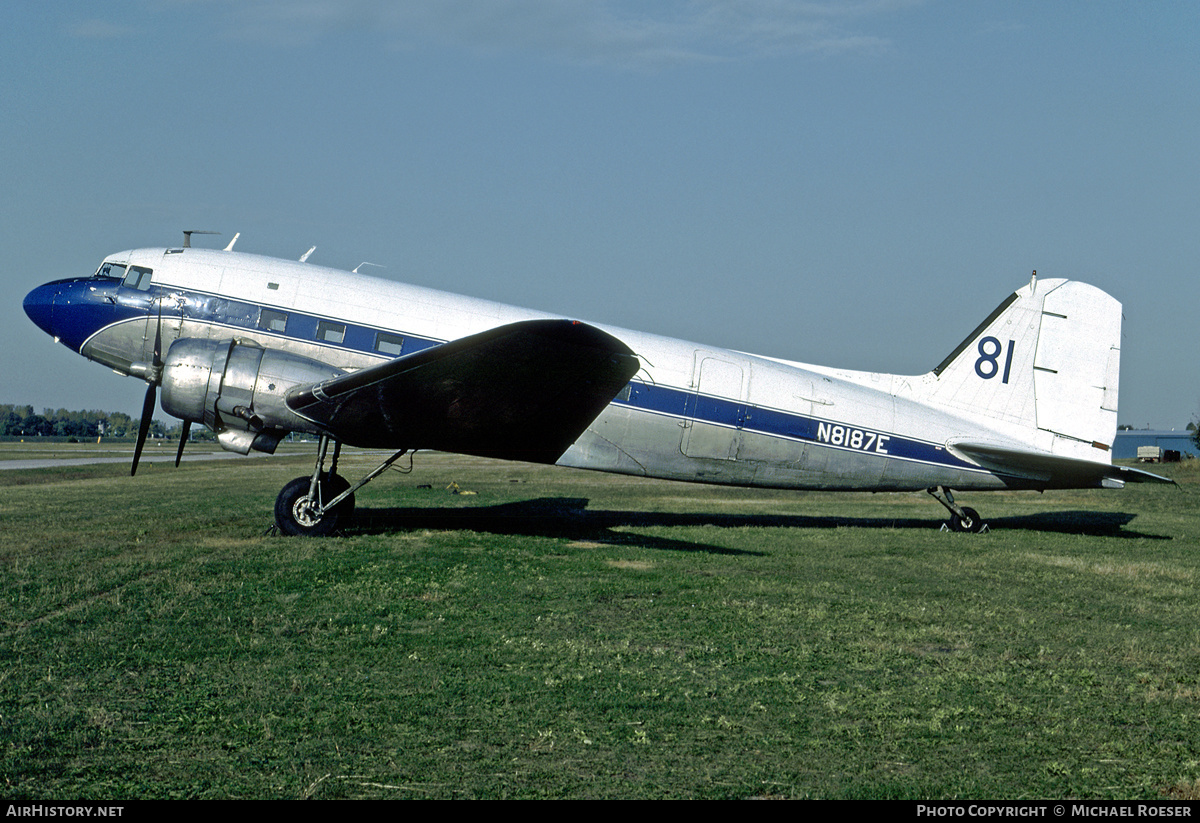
[286,319,640,464]
[950,441,1176,489]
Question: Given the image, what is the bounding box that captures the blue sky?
[3,1,1197,429]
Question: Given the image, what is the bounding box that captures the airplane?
[23,232,1172,536]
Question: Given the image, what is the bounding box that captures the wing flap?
[287,319,640,464]
[951,441,1175,489]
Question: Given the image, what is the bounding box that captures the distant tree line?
[0,404,199,440]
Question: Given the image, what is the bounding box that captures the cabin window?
[121,266,153,290]
[258,308,288,333]
[316,321,346,344]
[374,332,404,356]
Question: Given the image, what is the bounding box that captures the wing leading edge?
[950,441,1176,489]
[286,319,640,464]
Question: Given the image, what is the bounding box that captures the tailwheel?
[949,506,984,533]
[274,473,355,536]
[928,486,988,533]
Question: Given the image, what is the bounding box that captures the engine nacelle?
[161,338,344,454]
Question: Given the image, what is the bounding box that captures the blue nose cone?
[23,282,57,338]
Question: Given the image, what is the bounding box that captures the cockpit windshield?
[94,261,127,280]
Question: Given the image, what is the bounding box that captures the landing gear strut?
[272,436,410,536]
[927,485,988,533]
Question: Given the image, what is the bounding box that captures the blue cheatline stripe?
[65,277,977,474]
[150,283,447,358]
[70,278,445,359]
[610,381,980,474]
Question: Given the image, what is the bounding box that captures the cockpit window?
[95,262,127,280]
[121,265,153,290]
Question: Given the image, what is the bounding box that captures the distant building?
[1113,429,1198,460]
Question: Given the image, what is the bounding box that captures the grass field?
[1,442,1198,799]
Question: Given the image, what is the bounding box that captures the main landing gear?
[273,436,411,536]
[927,485,988,533]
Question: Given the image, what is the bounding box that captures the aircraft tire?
[950,506,985,533]
[274,474,355,536]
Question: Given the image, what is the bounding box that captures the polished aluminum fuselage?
[27,246,1102,492]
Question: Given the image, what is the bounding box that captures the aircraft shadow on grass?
[985,509,1166,539]
[340,497,1165,551]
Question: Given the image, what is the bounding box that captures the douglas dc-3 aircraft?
[23,232,1171,535]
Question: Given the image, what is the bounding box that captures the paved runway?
[0,450,262,471]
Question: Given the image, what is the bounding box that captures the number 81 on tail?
[975,337,1015,383]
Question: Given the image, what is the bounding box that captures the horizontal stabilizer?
[951,441,1176,489]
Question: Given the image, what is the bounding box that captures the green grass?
[1,446,1198,799]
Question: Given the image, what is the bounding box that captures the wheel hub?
[291,496,323,528]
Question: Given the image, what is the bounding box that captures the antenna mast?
[182,230,219,248]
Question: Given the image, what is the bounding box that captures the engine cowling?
[161,338,344,454]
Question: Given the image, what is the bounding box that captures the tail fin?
[923,274,1121,454]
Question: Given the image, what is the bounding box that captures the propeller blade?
[131,383,156,476]
[175,420,190,467]
[133,296,167,477]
